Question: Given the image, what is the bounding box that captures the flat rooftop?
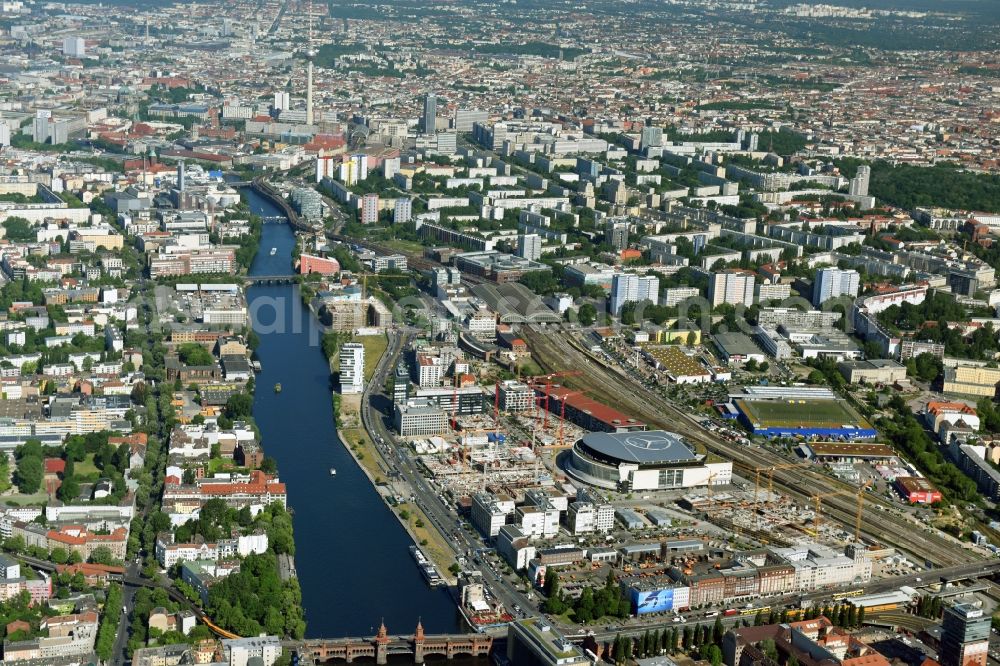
[804,442,895,458]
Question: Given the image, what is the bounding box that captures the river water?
[242,189,464,640]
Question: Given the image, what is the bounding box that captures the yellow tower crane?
[811,483,870,541]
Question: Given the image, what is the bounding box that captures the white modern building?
[339,343,365,394]
[471,492,515,538]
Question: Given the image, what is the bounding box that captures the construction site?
[409,374,593,501]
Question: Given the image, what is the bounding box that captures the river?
[241,189,465,641]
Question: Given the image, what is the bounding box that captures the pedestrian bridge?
[284,622,493,664]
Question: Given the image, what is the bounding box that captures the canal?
[242,189,463,639]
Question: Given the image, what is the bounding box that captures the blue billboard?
[632,587,674,615]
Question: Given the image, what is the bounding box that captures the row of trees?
[879,394,978,503]
[606,603,867,665]
[95,583,123,660]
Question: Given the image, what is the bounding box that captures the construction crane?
[811,484,870,541]
[752,463,804,511]
[556,389,583,448]
[526,371,582,431]
[704,469,722,506]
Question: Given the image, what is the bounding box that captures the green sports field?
[735,398,871,429]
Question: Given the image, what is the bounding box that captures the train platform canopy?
[470,283,562,324]
[801,442,895,461]
[848,588,917,609]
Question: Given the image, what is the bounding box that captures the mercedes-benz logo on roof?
[623,433,674,451]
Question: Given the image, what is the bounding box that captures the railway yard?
[519,325,981,570]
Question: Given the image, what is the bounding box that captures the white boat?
[329,468,336,476]
[269,247,277,256]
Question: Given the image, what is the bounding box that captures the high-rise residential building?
[339,153,368,185]
[394,198,412,224]
[0,121,9,148]
[62,36,85,58]
[273,91,291,111]
[32,110,50,144]
[382,157,401,179]
[639,126,662,150]
[940,603,990,666]
[708,270,755,308]
[315,155,337,183]
[849,165,871,197]
[516,234,542,261]
[812,267,860,306]
[606,221,629,250]
[610,274,659,315]
[361,193,380,224]
[339,343,365,394]
[662,287,701,307]
[421,93,437,135]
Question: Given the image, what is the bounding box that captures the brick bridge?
[284,621,493,664]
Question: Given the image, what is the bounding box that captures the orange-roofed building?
[926,401,979,433]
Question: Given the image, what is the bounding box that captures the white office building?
[471,492,515,538]
[223,637,281,666]
[339,343,365,394]
[576,488,614,532]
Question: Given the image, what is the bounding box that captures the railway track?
[521,326,980,568]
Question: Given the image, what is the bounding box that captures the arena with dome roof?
[566,430,733,492]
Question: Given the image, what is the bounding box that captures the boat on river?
[274,383,282,393]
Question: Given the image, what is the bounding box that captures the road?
[111,561,141,666]
[358,328,535,632]
[351,317,1000,641]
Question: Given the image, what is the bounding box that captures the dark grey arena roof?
[579,431,699,465]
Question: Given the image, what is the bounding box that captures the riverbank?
[241,186,460,637]
[323,332,459,586]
